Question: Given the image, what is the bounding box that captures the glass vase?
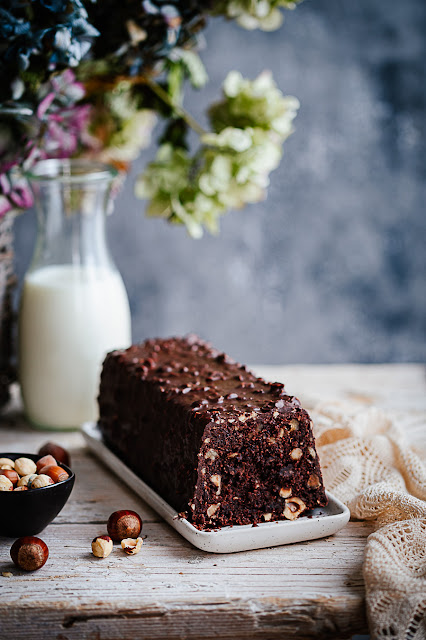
[19,159,131,430]
[0,213,16,408]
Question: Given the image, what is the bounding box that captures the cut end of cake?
[98,335,327,530]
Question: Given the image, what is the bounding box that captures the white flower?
[210,71,299,143]
[135,144,191,198]
[215,1,299,32]
[199,154,233,196]
[223,70,244,98]
[201,127,252,152]
[104,110,157,162]
[134,70,299,237]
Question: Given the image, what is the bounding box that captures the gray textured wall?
[14,0,426,364]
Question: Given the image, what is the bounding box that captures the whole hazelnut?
[10,537,49,571]
[14,458,37,477]
[38,443,70,467]
[0,469,19,485]
[30,474,55,489]
[91,535,113,558]
[0,475,13,491]
[17,474,37,488]
[121,537,143,555]
[36,454,57,473]
[107,510,143,542]
[40,465,69,483]
[0,464,14,470]
[0,458,15,468]
[14,486,28,491]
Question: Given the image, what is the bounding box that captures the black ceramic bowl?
[0,453,75,538]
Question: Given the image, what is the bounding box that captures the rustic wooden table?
[0,365,425,640]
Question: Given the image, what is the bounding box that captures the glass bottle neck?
[27,160,117,274]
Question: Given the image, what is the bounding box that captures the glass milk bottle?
[19,159,131,430]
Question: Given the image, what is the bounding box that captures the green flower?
[135,71,299,237]
[135,143,192,217]
[201,126,253,152]
[210,70,300,140]
[211,1,300,31]
[101,109,157,163]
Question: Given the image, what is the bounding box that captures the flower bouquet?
[0,0,300,235]
[0,0,301,406]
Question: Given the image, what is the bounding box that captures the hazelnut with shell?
[14,458,37,477]
[40,465,69,483]
[10,537,49,571]
[38,443,70,467]
[36,454,57,473]
[107,510,143,542]
[0,469,19,485]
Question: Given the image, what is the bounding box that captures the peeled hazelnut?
[0,458,15,468]
[14,458,37,477]
[0,475,13,491]
[210,474,221,495]
[121,537,143,555]
[0,469,19,485]
[92,535,113,558]
[17,474,37,488]
[307,474,321,489]
[107,510,142,542]
[14,486,28,491]
[38,443,70,467]
[279,487,292,499]
[206,503,220,518]
[10,537,49,571]
[205,449,218,461]
[36,454,57,473]
[40,465,69,483]
[30,474,55,489]
[283,497,307,521]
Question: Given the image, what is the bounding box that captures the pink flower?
[0,173,33,217]
[37,93,56,120]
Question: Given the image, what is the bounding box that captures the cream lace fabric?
[311,402,426,639]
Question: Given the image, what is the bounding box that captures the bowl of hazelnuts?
[0,443,75,537]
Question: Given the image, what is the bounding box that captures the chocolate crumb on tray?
[98,335,327,530]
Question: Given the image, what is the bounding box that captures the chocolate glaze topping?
[98,335,327,530]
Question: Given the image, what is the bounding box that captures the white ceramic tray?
[82,422,350,554]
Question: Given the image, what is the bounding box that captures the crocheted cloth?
[311,402,426,639]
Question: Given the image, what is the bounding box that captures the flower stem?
[145,78,207,137]
[82,71,206,137]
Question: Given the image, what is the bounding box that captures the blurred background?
[13,0,426,365]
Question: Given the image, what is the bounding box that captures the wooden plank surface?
[0,364,425,640]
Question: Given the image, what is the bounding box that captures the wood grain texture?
[0,364,424,640]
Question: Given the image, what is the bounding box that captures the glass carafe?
[19,159,131,430]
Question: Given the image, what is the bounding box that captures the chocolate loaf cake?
[98,335,327,529]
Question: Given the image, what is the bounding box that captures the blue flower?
[0,0,99,102]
